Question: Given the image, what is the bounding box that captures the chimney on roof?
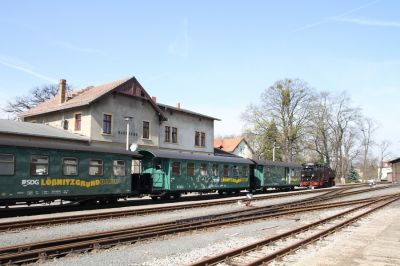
[151,96,157,103]
[177,102,181,109]
[58,79,67,104]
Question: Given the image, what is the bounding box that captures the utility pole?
[273,141,276,161]
[124,116,133,150]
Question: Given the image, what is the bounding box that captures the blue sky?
[0,0,399,155]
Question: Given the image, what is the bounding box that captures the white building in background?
[214,137,254,159]
[378,161,392,181]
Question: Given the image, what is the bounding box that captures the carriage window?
[200,163,207,176]
[289,168,295,177]
[113,160,126,176]
[133,160,141,174]
[30,155,49,175]
[242,165,248,177]
[0,154,15,175]
[62,158,78,176]
[264,167,271,179]
[172,162,181,176]
[233,165,239,177]
[223,165,229,176]
[89,159,103,176]
[212,164,219,176]
[187,162,195,176]
[154,160,162,170]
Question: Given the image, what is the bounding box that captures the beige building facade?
[20,77,218,154]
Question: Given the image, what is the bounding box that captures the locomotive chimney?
[58,79,67,104]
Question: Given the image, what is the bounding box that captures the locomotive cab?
[300,163,335,188]
[300,163,319,187]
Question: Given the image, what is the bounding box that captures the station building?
[19,77,219,155]
[389,158,400,183]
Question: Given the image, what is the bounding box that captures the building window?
[30,155,49,175]
[113,160,126,176]
[165,126,171,142]
[233,165,239,177]
[62,158,78,176]
[172,162,181,176]
[89,159,103,176]
[143,121,150,139]
[63,120,69,130]
[223,165,229,176]
[195,131,206,147]
[195,131,200,146]
[0,154,14,175]
[212,164,219,176]
[172,127,178,143]
[200,163,208,176]
[75,113,81,131]
[103,114,112,134]
[187,162,195,176]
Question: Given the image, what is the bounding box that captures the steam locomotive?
[300,163,336,188]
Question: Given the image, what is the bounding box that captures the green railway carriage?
[139,150,253,198]
[252,160,302,191]
[0,140,142,206]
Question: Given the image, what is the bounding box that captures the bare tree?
[377,140,391,180]
[328,92,360,182]
[2,84,71,117]
[342,126,361,178]
[308,91,333,165]
[307,92,362,183]
[242,103,273,159]
[359,117,377,181]
[243,78,314,162]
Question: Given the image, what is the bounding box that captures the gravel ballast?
[1,192,323,247]
[2,185,398,265]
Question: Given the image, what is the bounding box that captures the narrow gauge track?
[0,187,341,232]
[0,183,370,218]
[0,191,397,265]
[0,185,391,233]
[190,195,400,266]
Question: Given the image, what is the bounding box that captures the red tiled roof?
[20,76,166,120]
[213,137,244,152]
[21,77,132,117]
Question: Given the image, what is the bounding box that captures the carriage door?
[152,158,165,188]
[287,168,293,184]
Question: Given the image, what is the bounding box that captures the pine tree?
[347,165,360,183]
